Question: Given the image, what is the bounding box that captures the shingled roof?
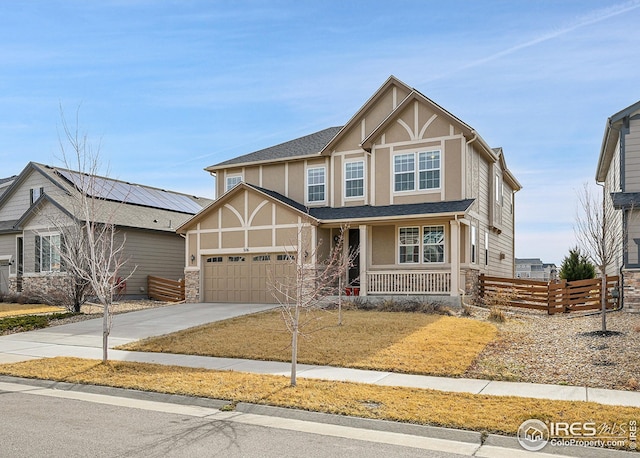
[208,126,342,169]
[247,183,474,222]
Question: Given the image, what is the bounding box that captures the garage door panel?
[203,253,297,304]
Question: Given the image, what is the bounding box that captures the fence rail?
[147,275,185,302]
[479,274,619,314]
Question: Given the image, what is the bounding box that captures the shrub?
[0,312,77,333]
[461,304,474,317]
[559,247,595,281]
[482,288,517,309]
[488,307,506,323]
[350,297,453,315]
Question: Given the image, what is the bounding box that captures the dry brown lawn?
[119,310,497,376]
[0,356,637,447]
[0,303,65,318]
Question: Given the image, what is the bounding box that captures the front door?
[348,229,360,287]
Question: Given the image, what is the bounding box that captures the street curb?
[235,401,482,444]
[2,375,636,457]
[0,375,231,410]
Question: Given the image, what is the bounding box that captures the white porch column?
[359,224,368,296]
[449,219,460,297]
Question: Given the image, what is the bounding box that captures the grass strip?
[118,311,497,376]
[0,356,637,450]
[0,304,65,318]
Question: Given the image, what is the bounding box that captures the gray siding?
[625,119,640,192]
[0,170,56,221]
[119,229,185,297]
[606,142,624,275]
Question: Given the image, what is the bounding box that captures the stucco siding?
[444,138,462,201]
[373,147,391,205]
[371,225,395,266]
[261,163,286,196]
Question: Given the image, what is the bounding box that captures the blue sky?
[1,0,639,265]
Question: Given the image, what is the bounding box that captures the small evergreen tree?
[559,247,595,281]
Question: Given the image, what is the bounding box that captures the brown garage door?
[203,253,296,303]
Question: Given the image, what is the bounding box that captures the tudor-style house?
[0,162,211,298]
[596,99,640,312]
[179,76,521,304]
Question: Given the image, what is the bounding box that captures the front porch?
[326,217,474,300]
[366,270,451,294]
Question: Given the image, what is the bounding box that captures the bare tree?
[269,224,355,386]
[45,108,135,362]
[574,182,618,332]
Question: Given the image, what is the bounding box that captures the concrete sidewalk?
[1,302,640,408]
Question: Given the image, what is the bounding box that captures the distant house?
[596,99,640,311]
[179,76,521,305]
[0,176,16,198]
[515,258,557,281]
[0,162,211,298]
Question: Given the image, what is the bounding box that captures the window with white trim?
[471,225,477,264]
[394,154,415,192]
[30,187,44,205]
[226,175,242,192]
[399,227,420,263]
[394,151,441,192]
[418,151,440,189]
[35,234,61,273]
[345,161,364,198]
[484,231,489,266]
[307,166,326,203]
[423,226,445,263]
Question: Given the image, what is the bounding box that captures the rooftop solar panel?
[56,169,202,214]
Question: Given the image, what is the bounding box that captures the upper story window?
[345,161,364,198]
[226,175,242,192]
[35,233,61,273]
[394,151,441,192]
[307,166,326,203]
[30,187,44,205]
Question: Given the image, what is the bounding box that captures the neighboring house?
[0,162,211,298]
[0,175,16,197]
[596,99,640,311]
[179,76,521,304]
[515,258,557,281]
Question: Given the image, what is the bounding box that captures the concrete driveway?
[0,302,275,363]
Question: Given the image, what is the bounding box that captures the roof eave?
[596,117,619,183]
[177,183,320,233]
[320,75,413,155]
[205,153,323,174]
[316,209,470,225]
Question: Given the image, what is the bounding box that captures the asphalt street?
[0,387,465,458]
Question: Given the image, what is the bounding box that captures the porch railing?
[367,271,451,295]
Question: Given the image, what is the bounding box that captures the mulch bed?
[465,307,640,391]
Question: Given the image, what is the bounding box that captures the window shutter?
[30,189,34,205]
[34,236,40,273]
